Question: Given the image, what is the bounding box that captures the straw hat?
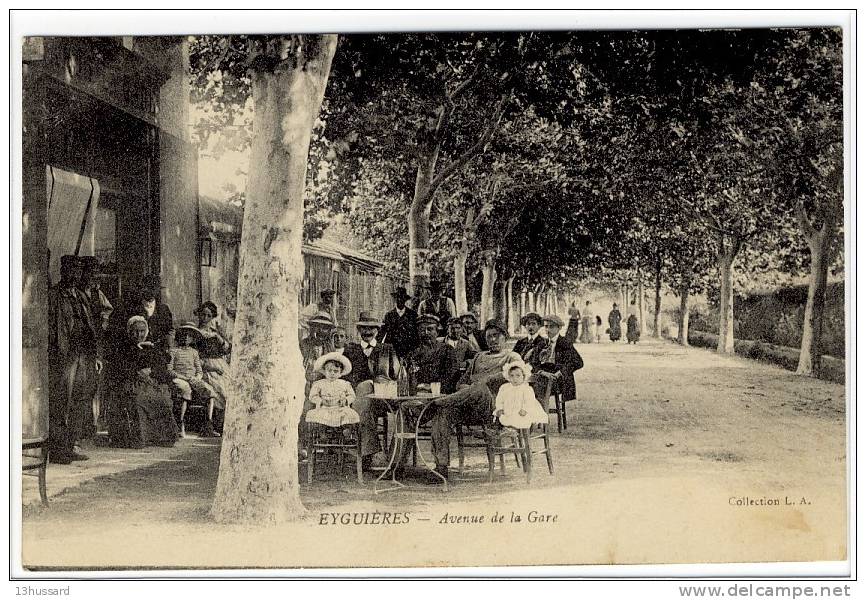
[355,311,382,328]
[177,321,205,344]
[313,351,352,376]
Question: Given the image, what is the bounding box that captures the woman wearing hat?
[377,286,418,358]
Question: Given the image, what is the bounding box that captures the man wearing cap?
[534,314,584,404]
[427,319,521,479]
[438,317,477,370]
[459,312,485,352]
[377,286,418,358]
[48,255,97,463]
[513,312,548,362]
[343,311,401,470]
[417,281,456,336]
[408,314,460,394]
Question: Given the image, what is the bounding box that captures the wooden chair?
[485,427,526,482]
[538,371,567,433]
[22,437,49,506]
[485,373,555,483]
[306,423,363,484]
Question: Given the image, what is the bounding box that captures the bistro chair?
[22,436,49,506]
[306,422,364,485]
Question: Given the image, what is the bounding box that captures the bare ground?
[20,338,847,570]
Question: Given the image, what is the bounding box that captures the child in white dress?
[493,360,548,429]
[305,351,360,428]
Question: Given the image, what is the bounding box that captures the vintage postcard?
[12,10,854,578]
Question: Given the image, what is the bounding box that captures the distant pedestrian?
[627,301,641,344]
[608,304,623,342]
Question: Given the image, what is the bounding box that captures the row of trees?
[187,28,843,523]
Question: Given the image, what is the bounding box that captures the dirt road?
[21,338,847,570]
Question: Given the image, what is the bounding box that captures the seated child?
[305,351,360,431]
[493,360,548,429]
[168,324,220,438]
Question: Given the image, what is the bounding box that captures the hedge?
[686,330,845,385]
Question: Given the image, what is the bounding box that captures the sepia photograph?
[11,9,854,579]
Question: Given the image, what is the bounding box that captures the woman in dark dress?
[107,316,178,447]
[608,304,623,342]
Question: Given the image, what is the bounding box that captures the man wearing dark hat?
[427,318,522,479]
[377,286,418,358]
[533,314,584,404]
[459,312,485,352]
[48,255,96,463]
[417,281,456,336]
[408,314,460,394]
[513,312,548,362]
[342,311,401,470]
[438,317,477,370]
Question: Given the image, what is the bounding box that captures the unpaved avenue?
[22,338,847,569]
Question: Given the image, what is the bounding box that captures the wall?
[135,37,201,321]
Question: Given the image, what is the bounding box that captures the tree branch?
[428,95,509,197]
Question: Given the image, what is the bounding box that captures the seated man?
[342,311,401,470]
[534,314,584,403]
[513,312,547,362]
[459,312,485,352]
[408,314,460,394]
[437,317,477,373]
[428,319,521,479]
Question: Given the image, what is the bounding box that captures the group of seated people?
[108,299,233,447]
[298,283,584,482]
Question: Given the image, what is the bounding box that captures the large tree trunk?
[408,149,440,294]
[504,275,515,334]
[716,239,741,355]
[453,206,473,314]
[678,282,690,346]
[797,222,833,376]
[652,254,663,338]
[636,268,644,335]
[211,35,337,525]
[453,251,468,315]
[479,251,497,324]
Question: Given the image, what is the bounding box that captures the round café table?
[366,392,448,493]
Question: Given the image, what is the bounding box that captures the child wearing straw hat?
[306,351,360,428]
[493,360,548,429]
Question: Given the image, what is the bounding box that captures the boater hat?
[177,321,205,343]
[460,312,479,323]
[356,311,382,328]
[313,351,352,376]
[308,313,335,327]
